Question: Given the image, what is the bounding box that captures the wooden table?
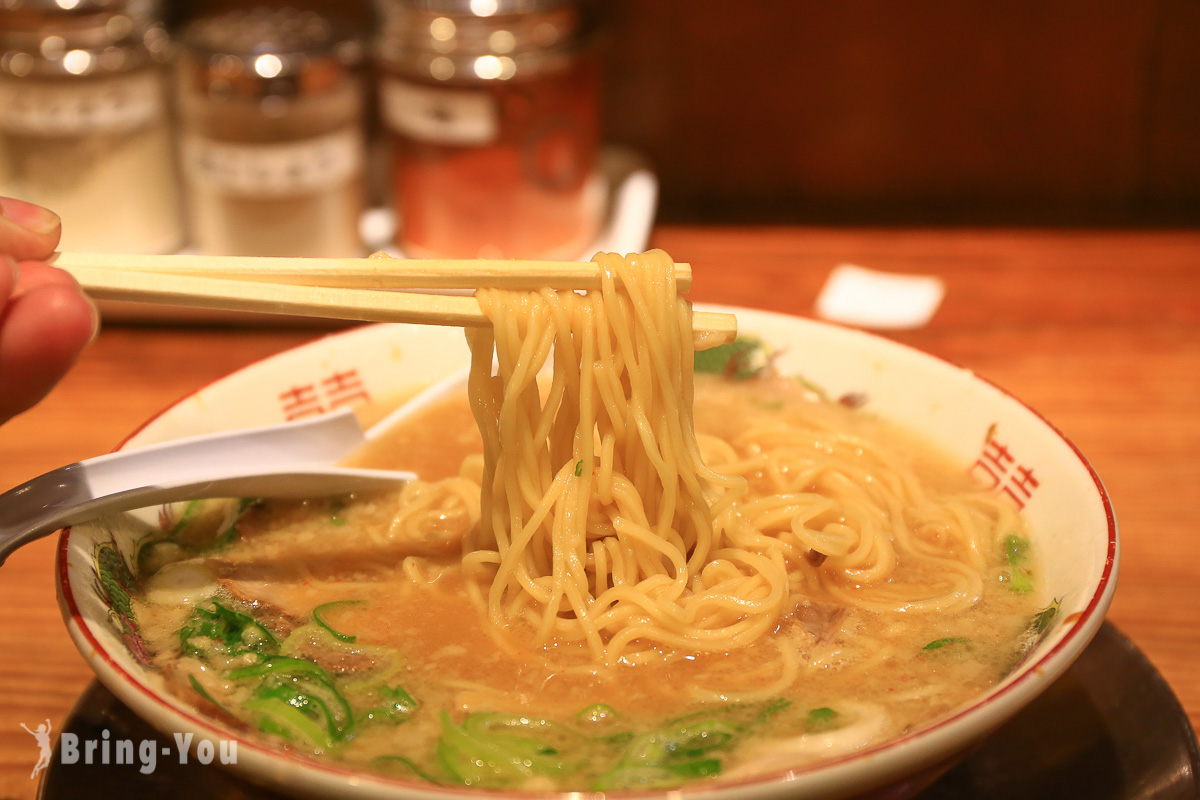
[0,226,1196,795]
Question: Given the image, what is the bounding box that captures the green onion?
[1030,599,1060,637]
[166,497,258,551]
[360,685,418,725]
[593,760,722,791]
[805,707,840,732]
[234,658,355,742]
[757,698,792,722]
[371,755,442,784]
[170,500,202,537]
[329,498,348,526]
[1003,534,1034,593]
[1005,598,1063,676]
[665,759,722,778]
[575,460,584,477]
[312,600,363,643]
[577,703,619,724]
[693,336,769,380]
[923,637,969,651]
[230,655,331,681]
[619,718,740,769]
[178,598,279,662]
[436,712,581,788]
[245,695,334,749]
[187,674,228,713]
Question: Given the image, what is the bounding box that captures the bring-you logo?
[21,719,237,777]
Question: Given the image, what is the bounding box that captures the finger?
[0,282,98,424]
[0,197,62,262]
[12,260,80,296]
[0,255,17,306]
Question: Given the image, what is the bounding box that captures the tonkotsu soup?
[126,245,1056,792]
[130,365,1055,792]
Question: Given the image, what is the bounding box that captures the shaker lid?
[399,0,573,14]
[377,0,595,82]
[183,7,363,98]
[0,0,168,77]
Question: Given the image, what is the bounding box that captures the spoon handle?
[0,410,410,566]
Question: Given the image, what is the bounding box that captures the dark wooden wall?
[601,1,1200,224]
[167,0,1200,225]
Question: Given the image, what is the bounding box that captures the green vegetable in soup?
[138,498,261,574]
[592,759,722,791]
[187,674,228,713]
[1002,534,1034,593]
[591,699,789,790]
[922,637,969,651]
[437,711,583,787]
[1028,598,1060,637]
[804,707,840,732]
[360,684,418,725]
[757,697,793,722]
[246,690,337,749]
[173,498,258,550]
[312,600,363,643]
[693,336,769,380]
[172,597,421,753]
[577,703,620,725]
[179,598,279,662]
[623,718,741,764]
[1005,598,1062,676]
[233,657,355,744]
[372,755,443,784]
[329,499,348,526]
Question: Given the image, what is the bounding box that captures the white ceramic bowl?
[56,308,1118,800]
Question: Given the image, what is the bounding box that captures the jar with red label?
[376,0,601,260]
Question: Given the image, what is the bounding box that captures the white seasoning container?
[178,8,366,258]
[0,0,183,254]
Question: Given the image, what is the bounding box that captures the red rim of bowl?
[56,317,1119,799]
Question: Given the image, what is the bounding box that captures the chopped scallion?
[313,600,363,643]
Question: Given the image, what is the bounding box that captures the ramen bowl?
[55,308,1118,800]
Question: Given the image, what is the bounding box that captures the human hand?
[0,197,99,425]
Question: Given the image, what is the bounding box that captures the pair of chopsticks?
[51,253,737,349]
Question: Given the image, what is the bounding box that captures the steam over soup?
[131,370,1052,792]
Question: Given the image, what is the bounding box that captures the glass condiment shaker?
[0,0,183,254]
[376,0,601,260]
[178,8,366,258]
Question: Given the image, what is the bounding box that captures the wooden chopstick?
[51,252,694,293]
[63,264,737,349]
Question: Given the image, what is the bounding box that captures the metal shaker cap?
[182,7,364,100]
[376,0,595,83]
[0,0,169,78]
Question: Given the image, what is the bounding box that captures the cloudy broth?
[131,376,1048,791]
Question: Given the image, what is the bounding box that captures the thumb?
[0,197,62,262]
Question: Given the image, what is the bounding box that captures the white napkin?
[814,263,945,330]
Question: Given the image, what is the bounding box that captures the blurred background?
[2,0,1197,262]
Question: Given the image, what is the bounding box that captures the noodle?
[128,250,1045,788]
[457,250,1020,666]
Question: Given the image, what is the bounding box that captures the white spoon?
[0,408,413,566]
[0,363,476,567]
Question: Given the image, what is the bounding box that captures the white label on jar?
[0,71,164,136]
[182,129,364,197]
[380,78,498,146]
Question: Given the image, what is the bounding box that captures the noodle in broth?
[128,251,1049,791]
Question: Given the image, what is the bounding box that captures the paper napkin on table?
[814,263,945,330]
